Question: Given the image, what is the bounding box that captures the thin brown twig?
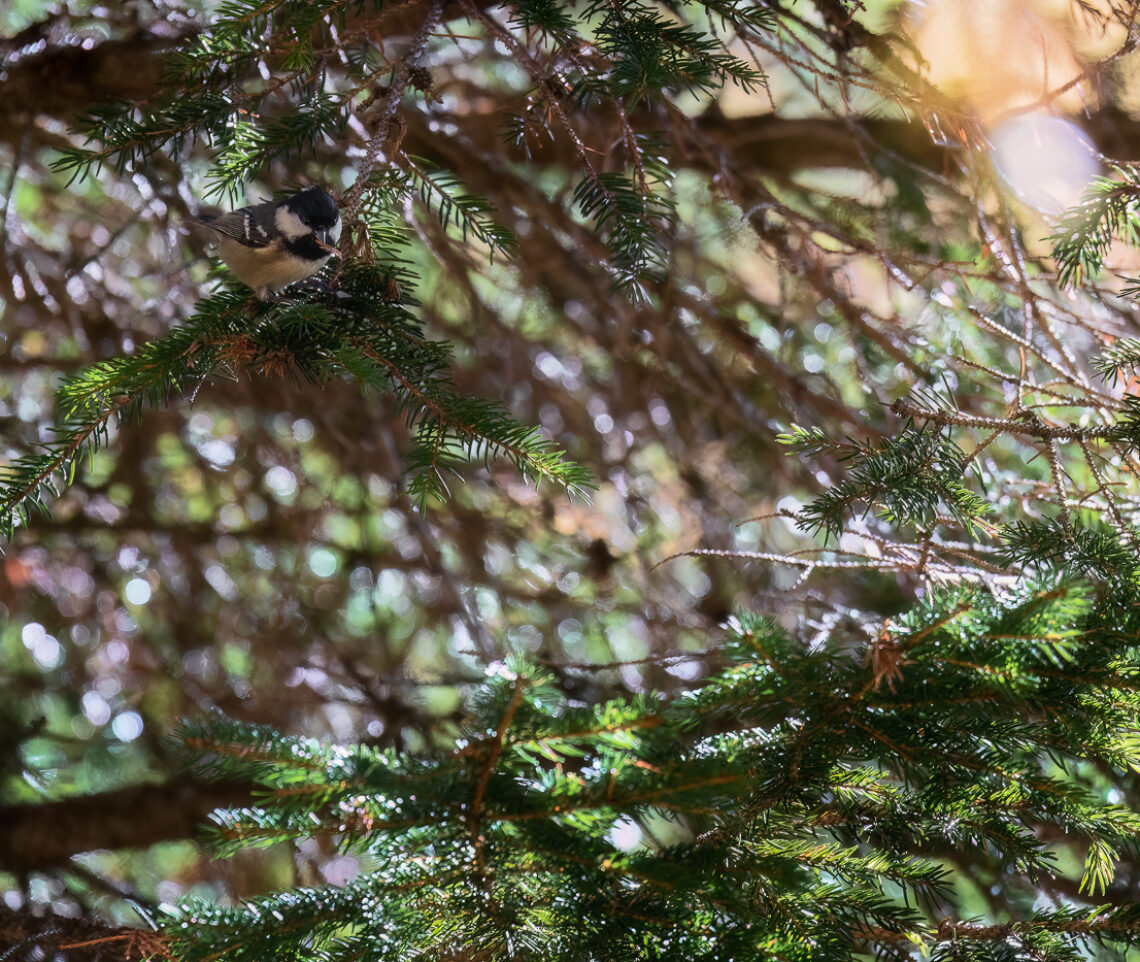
[343,0,444,227]
[890,396,1105,441]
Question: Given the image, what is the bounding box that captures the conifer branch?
[1050,165,1140,287]
[343,0,444,224]
[0,266,592,537]
[462,0,684,295]
[0,396,132,539]
[888,397,1105,442]
[401,155,518,256]
[161,583,1140,960]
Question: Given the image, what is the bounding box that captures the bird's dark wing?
[192,203,275,249]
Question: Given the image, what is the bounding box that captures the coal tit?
[192,186,341,299]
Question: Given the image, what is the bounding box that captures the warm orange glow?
[908,0,1089,122]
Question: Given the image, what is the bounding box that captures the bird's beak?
[315,232,340,257]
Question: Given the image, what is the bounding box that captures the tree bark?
[0,776,252,871]
[5,14,1140,176]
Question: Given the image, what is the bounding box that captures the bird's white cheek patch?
[327,219,342,244]
[275,206,310,240]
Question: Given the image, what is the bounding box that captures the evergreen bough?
[165,582,1140,962]
[0,262,592,536]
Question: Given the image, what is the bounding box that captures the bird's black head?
[285,186,340,231]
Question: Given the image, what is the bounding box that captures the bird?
[191,186,342,299]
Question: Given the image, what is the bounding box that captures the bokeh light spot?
[124,578,152,606]
[990,114,1098,216]
[112,711,144,742]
